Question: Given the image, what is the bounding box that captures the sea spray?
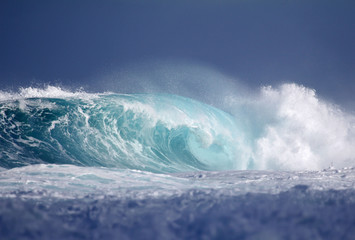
[225,83,355,170]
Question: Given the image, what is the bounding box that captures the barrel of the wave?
[0,92,252,172]
[130,94,252,172]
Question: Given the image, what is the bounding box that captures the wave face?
[0,88,249,172]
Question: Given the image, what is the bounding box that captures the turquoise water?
[0,93,249,171]
[1,85,355,239]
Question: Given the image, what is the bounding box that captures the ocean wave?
[0,84,354,172]
[0,87,248,172]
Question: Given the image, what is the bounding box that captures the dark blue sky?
[0,0,354,106]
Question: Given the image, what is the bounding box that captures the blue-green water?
[0,85,355,239]
[0,92,249,171]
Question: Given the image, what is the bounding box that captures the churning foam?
[232,83,355,170]
[0,85,99,101]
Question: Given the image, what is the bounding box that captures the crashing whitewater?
[0,84,355,239]
[1,83,354,171]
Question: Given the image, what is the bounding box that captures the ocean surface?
[0,85,355,239]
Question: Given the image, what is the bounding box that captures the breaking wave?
[0,84,354,172]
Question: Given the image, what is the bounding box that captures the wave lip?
[0,86,97,101]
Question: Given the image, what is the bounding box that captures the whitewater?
[1,84,355,239]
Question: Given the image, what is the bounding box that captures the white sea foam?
[0,164,354,199]
[227,83,355,170]
[0,86,99,101]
